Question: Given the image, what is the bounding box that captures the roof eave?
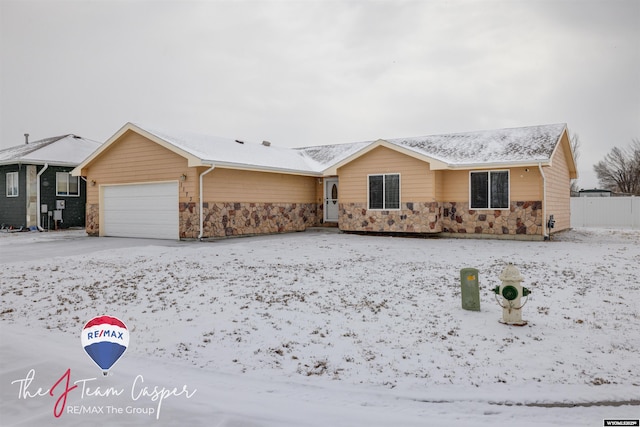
[323,139,450,175]
[72,123,131,176]
[1,159,80,167]
[72,122,208,176]
[446,160,552,170]
[550,125,578,179]
[208,160,322,177]
[128,124,207,167]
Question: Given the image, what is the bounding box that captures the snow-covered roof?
[386,123,568,166]
[74,122,569,176]
[295,123,568,172]
[0,134,102,166]
[294,141,373,170]
[136,124,322,175]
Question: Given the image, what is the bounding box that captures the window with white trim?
[6,172,18,197]
[368,173,400,210]
[470,171,509,209]
[56,172,80,196]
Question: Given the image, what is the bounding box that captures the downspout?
[198,165,216,240]
[79,177,87,228]
[538,162,548,240]
[36,163,49,230]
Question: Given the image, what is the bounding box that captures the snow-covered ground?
[1,228,639,426]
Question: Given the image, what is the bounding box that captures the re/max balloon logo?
[81,316,129,376]
[9,315,197,420]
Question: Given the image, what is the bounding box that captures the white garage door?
[103,182,179,240]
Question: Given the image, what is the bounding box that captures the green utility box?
[460,268,480,311]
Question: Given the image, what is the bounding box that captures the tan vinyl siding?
[440,170,468,202]
[85,131,194,205]
[434,170,445,201]
[510,167,543,200]
[440,167,542,203]
[338,146,435,203]
[202,168,316,203]
[544,131,572,231]
[86,132,316,206]
[315,178,324,205]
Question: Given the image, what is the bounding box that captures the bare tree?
[593,139,640,195]
[569,132,581,195]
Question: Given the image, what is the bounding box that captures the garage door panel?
[103,182,179,239]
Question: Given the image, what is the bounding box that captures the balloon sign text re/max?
[81,315,129,376]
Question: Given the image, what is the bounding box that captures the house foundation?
[85,204,99,236]
[87,200,542,240]
[440,201,543,237]
[339,202,442,233]
[338,200,543,239]
[182,202,319,239]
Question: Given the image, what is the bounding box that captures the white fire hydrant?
[492,263,531,326]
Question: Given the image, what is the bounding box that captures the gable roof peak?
[123,122,323,175]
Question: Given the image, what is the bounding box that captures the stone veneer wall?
[181,202,319,239]
[87,200,542,239]
[86,202,317,239]
[339,202,442,233]
[86,204,99,236]
[339,201,543,237]
[440,201,543,236]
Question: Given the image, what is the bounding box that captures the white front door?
[324,178,339,222]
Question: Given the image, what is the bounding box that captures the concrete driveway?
[0,229,187,264]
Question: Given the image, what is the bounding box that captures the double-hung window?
[6,172,18,197]
[368,173,400,210]
[56,172,80,196]
[470,171,509,209]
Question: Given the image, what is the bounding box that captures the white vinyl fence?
[571,197,639,229]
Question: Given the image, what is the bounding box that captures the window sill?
[470,207,510,211]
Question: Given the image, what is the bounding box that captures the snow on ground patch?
[1,228,639,425]
[2,230,639,390]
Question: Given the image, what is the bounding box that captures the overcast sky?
[1,0,638,188]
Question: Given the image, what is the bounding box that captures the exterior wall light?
[180,174,187,182]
